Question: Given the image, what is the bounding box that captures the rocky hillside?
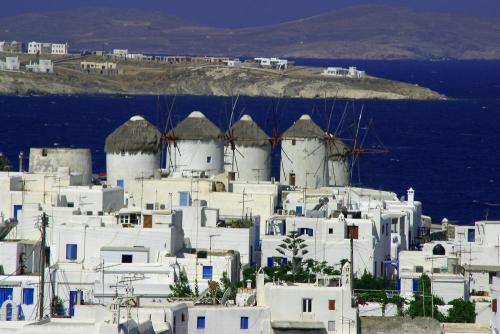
[1,5,500,59]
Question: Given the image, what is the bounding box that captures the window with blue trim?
[197,316,205,329]
[66,244,77,261]
[412,278,419,292]
[240,316,249,329]
[22,288,34,305]
[202,266,213,280]
[267,257,274,267]
[282,257,288,265]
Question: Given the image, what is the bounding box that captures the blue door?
[116,179,124,188]
[69,291,78,316]
[468,229,475,242]
[13,205,22,219]
[6,303,12,321]
[295,206,303,215]
[267,257,274,267]
[412,278,419,292]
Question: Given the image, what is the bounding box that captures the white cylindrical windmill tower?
[105,115,161,190]
[225,114,271,182]
[326,135,350,186]
[168,111,224,177]
[280,114,328,188]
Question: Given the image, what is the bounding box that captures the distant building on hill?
[26,59,54,73]
[28,41,68,55]
[0,56,20,71]
[80,61,119,74]
[322,66,366,78]
[0,41,25,53]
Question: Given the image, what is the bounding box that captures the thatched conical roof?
[282,114,325,139]
[105,115,161,154]
[228,114,270,147]
[168,111,223,141]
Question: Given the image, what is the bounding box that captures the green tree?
[0,154,12,171]
[276,230,309,281]
[446,298,476,323]
[354,271,395,290]
[405,274,445,320]
[168,270,194,298]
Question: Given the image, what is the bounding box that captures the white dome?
[240,114,253,121]
[130,115,145,121]
[188,111,206,118]
[299,114,312,120]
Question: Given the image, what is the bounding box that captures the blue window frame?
[240,316,249,329]
[295,206,303,215]
[116,179,124,189]
[66,244,77,261]
[13,204,23,219]
[267,257,274,268]
[22,288,34,305]
[202,266,213,280]
[307,228,314,237]
[282,257,288,265]
[197,316,206,329]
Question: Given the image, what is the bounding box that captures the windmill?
[158,95,182,173]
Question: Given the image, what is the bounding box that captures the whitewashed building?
[322,66,366,78]
[280,114,328,189]
[25,59,54,73]
[225,114,271,182]
[105,115,161,191]
[0,56,20,71]
[167,111,224,177]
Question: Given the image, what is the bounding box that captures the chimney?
[407,188,415,205]
[256,268,265,306]
[18,151,24,172]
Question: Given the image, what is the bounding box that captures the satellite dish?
[220,288,232,305]
[194,288,209,304]
[245,294,256,306]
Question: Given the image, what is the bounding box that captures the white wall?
[280,138,328,188]
[171,139,224,176]
[106,151,160,191]
[226,145,271,182]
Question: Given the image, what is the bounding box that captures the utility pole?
[38,212,48,320]
[349,224,354,301]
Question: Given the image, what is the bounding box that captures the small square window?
[122,254,133,263]
[328,300,336,310]
[146,203,154,210]
[207,156,212,163]
[292,139,296,146]
[202,266,213,279]
[329,228,333,234]
[328,321,336,331]
[240,316,249,329]
[66,244,77,261]
[197,316,205,329]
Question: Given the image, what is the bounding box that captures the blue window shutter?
[116,179,124,188]
[202,266,213,280]
[308,229,314,237]
[267,257,274,268]
[240,316,249,329]
[282,258,288,265]
[179,192,189,206]
[296,206,302,215]
[6,303,12,321]
[412,278,419,292]
[0,288,13,306]
[66,244,77,260]
[22,288,34,305]
[197,316,205,329]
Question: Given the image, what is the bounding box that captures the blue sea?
[0,59,499,225]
